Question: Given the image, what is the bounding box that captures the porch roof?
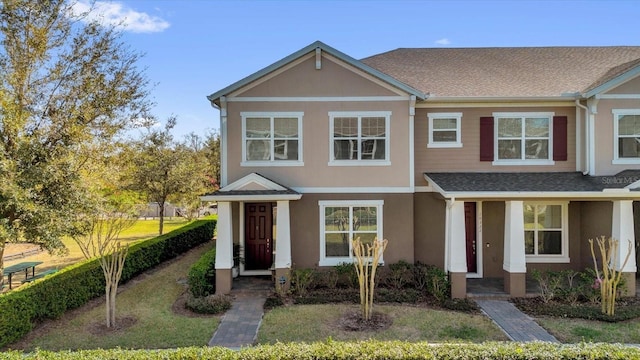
[200,173,302,202]
[424,170,640,198]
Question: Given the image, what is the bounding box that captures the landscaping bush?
[0,220,215,349]
[290,268,315,296]
[512,296,640,322]
[187,246,217,297]
[334,262,358,288]
[381,260,413,289]
[2,341,640,359]
[185,293,232,314]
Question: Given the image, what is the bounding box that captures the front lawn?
[5,241,218,351]
[258,303,508,343]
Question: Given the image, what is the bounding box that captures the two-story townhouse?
[204,41,640,298]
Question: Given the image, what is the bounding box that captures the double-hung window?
[319,200,384,266]
[329,111,390,165]
[523,202,569,263]
[613,109,640,164]
[241,112,303,165]
[494,112,553,165]
[428,112,462,148]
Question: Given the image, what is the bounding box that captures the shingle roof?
[424,171,640,193]
[361,47,640,98]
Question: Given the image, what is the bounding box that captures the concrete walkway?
[476,299,559,342]
[208,277,271,349]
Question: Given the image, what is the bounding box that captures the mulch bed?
[337,309,393,331]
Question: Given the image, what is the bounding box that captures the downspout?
[575,99,589,175]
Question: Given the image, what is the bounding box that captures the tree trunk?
[109,282,117,326]
[0,241,5,287]
[158,200,165,235]
[105,284,112,328]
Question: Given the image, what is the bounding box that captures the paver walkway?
[476,299,559,342]
[208,277,271,349]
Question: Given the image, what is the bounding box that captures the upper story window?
[241,112,303,166]
[428,112,462,148]
[319,200,384,266]
[494,112,554,165]
[329,111,391,166]
[524,202,569,263]
[613,109,640,164]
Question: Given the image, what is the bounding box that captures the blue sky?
[77,0,640,139]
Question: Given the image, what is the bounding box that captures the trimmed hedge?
[1,341,640,359]
[0,220,215,349]
[187,246,217,297]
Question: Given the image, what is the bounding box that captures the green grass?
[537,316,640,343]
[6,241,219,351]
[5,218,196,274]
[257,304,508,344]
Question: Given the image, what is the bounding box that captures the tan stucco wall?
[579,201,613,268]
[225,82,412,188]
[481,201,506,277]
[237,54,400,98]
[593,98,640,176]
[414,106,576,185]
[289,193,414,269]
[413,192,446,268]
[604,75,640,95]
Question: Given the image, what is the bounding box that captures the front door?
[245,203,273,270]
[464,202,477,274]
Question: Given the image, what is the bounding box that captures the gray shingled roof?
[361,47,640,98]
[424,171,640,192]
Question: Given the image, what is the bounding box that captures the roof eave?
[584,63,640,98]
[422,95,579,102]
[206,41,427,103]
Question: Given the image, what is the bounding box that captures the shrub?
[424,265,449,302]
[0,220,215,349]
[290,268,315,296]
[1,340,639,359]
[187,247,217,297]
[382,260,413,289]
[411,262,431,291]
[334,262,358,288]
[185,293,232,314]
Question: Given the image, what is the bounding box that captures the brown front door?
[464,202,477,273]
[245,203,273,270]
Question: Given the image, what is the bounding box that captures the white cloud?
[71,1,170,33]
[435,38,451,45]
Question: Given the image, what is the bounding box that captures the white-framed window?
[329,111,390,166]
[612,109,640,164]
[524,202,569,263]
[241,112,303,166]
[428,112,462,148]
[494,112,554,165]
[318,200,384,266]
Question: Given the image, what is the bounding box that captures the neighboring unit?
[203,41,640,297]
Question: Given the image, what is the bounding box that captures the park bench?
[21,269,58,283]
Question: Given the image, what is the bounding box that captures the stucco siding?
[225,100,412,188]
[413,192,445,268]
[579,201,613,268]
[414,107,576,185]
[289,193,414,269]
[236,54,402,98]
[593,99,640,175]
[604,75,640,95]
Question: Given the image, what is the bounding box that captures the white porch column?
[503,200,527,297]
[611,200,637,273]
[446,199,467,298]
[275,200,293,292]
[215,201,233,294]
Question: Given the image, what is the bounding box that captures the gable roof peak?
[206,41,426,104]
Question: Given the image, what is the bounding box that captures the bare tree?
[73,202,137,328]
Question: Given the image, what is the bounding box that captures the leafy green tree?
[0,0,151,283]
[127,118,211,235]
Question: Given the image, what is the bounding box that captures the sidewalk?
[207,277,271,349]
[476,299,559,342]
